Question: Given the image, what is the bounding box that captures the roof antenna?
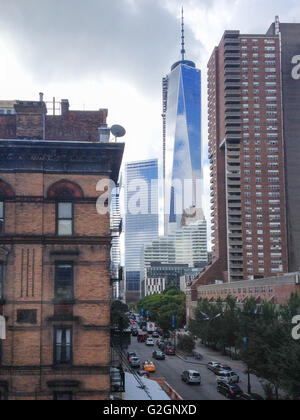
[275,15,280,35]
[181,6,186,61]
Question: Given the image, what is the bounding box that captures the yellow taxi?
[143,360,156,373]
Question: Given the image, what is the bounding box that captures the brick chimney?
[14,101,47,140]
[61,99,70,115]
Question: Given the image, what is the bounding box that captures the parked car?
[216,371,240,384]
[239,393,264,400]
[129,357,141,368]
[143,360,156,372]
[181,370,201,385]
[157,340,165,349]
[207,361,223,373]
[215,365,232,374]
[165,346,176,355]
[146,337,154,346]
[131,329,138,337]
[127,351,136,360]
[217,382,243,399]
[152,350,165,360]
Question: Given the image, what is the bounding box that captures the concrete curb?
[176,353,206,366]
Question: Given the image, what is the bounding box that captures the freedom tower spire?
[181,6,186,61]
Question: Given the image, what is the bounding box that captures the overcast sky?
[1,0,299,246]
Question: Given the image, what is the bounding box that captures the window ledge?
[52,299,76,305]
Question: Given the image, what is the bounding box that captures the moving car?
[152,350,165,360]
[129,357,141,368]
[216,371,240,384]
[143,360,156,373]
[165,346,176,355]
[131,329,138,337]
[181,370,201,385]
[207,361,223,373]
[137,331,148,343]
[152,331,160,338]
[217,382,243,399]
[146,337,154,346]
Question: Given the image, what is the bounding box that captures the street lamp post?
[172,315,176,350]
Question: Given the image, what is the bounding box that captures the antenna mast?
[181,6,186,61]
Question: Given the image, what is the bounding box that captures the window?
[57,202,73,236]
[54,327,72,365]
[0,202,4,234]
[17,310,37,324]
[54,392,73,400]
[0,264,3,300]
[55,263,74,301]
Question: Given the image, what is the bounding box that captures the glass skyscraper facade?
[163,54,202,233]
[124,159,159,301]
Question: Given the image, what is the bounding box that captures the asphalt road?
[127,336,227,401]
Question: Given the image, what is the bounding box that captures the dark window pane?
[0,264,3,299]
[55,328,72,364]
[54,392,73,400]
[55,264,73,300]
[17,310,37,324]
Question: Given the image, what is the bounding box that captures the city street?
[126,335,265,401]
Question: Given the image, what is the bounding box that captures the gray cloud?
[0,0,203,97]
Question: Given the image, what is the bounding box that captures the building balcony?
[224,61,240,68]
[225,112,242,119]
[225,89,241,97]
[225,103,241,111]
[228,188,241,194]
[228,202,242,208]
[227,146,241,153]
[229,256,244,262]
[229,232,242,238]
[227,158,240,165]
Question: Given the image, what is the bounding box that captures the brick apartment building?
[0,98,124,399]
[187,18,300,319]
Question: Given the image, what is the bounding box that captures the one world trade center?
[163,8,203,234]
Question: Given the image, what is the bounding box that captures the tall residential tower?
[188,18,300,319]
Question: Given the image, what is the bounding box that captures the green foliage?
[177,334,195,354]
[191,293,300,400]
[137,288,186,333]
[111,300,129,330]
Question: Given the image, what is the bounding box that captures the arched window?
[0,180,15,235]
[47,180,83,236]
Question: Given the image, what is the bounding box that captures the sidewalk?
[176,336,246,372]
